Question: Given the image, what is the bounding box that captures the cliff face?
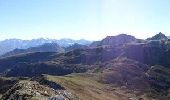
[124,43,170,67]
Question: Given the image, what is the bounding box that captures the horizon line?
[0,32,169,41]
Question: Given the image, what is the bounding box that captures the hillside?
[44,74,135,100]
[0,46,124,77]
[41,57,170,100]
[41,57,150,100]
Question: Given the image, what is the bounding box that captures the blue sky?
[0,0,170,40]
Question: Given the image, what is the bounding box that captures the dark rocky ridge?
[147,32,168,40]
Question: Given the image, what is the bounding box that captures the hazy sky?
[0,0,170,40]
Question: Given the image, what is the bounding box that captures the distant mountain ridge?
[0,38,91,55]
[2,43,65,58]
[1,43,91,58]
[90,34,136,47]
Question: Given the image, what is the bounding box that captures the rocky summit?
[1,80,78,100]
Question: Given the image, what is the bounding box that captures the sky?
[0,0,170,40]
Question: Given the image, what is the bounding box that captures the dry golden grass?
[45,73,148,100]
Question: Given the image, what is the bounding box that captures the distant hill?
[65,43,89,52]
[0,38,91,55]
[90,34,136,47]
[1,43,65,58]
[147,32,168,40]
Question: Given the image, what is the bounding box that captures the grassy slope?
[45,73,149,100]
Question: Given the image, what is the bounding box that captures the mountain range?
[0,32,170,100]
[1,43,65,58]
[0,38,91,55]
